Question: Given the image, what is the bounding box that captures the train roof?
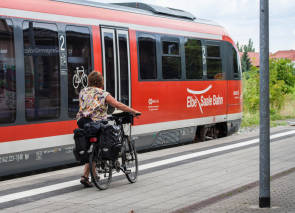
[0,0,233,44]
[52,0,219,26]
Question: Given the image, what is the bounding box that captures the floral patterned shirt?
[76,87,110,121]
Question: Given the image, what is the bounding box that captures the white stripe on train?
[0,8,222,40]
[0,113,242,155]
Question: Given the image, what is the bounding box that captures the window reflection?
[0,19,16,123]
[185,38,203,80]
[138,35,157,80]
[23,21,60,121]
[162,39,181,79]
[206,45,223,80]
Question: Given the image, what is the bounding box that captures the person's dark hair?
[88,71,103,88]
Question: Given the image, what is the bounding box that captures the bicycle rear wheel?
[89,148,112,190]
[122,137,138,183]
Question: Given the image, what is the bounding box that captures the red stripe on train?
[0,120,77,143]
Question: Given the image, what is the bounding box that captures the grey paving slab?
[197,170,295,213]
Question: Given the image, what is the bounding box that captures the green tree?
[243,38,255,52]
[243,66,260,112]
[236,41,243,52]
[236,38,255,53]
[241,51,251,72]
[237,38,255,72]
[269,58,295,94]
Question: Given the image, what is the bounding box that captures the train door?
[101,28,131,106]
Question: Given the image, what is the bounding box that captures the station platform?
[0,125,295,212]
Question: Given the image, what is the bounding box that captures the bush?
[243,67,260,113]
[243,58,295,115]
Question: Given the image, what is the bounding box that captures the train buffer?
[1,125,295,212]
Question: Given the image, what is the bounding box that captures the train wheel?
[196,126,207,142]
[216,122,228,138]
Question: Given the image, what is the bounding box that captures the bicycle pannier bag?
[100,124,122,160]
[73,128,90,163]
[84,121,101,137]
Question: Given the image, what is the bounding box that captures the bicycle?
[73,66,88,89]
[88,112,140,190]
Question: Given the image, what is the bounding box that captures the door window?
[117,32,130,105]
[103,31,116,98]
[101,28,131,107]
[66,26,92,118]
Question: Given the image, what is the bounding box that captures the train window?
[66,26,91,118]
[163,41,179,55]
[0,19,16,124]
[232,47,240,79]
[103,32,115,98]
[162,39,181,79]
[207,45,220,58]
[184,38,203,79]
[138,35,157,80]
[23,21,60,121]
[118,33,129,105]
[206,45,223,80]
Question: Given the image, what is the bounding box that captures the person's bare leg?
[83,163,90,177]
[80,163,92,187]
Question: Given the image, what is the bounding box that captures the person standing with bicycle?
[76,71,141,187]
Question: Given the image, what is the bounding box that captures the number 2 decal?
[59,35,65,51]
[202,46,206,65]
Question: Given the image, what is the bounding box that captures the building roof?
[270,50,295,61]
[239,50,295,67]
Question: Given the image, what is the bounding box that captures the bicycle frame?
[88,112,139,190]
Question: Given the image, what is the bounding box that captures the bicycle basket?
[100,124,122,160]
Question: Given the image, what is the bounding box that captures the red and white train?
[0,0,242,177]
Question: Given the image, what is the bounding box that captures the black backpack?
[100,124,122,160]
[73,128,90,163]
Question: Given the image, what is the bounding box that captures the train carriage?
[0,0,242,177]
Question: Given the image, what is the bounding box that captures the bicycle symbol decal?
[73,66,88,89]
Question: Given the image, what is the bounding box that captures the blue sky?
[92,0,295,53]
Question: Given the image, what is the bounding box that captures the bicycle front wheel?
[89,148,112,190]
[122,137,138,183]
[72,74,79,89]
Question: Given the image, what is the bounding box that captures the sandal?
[80,176,93,188]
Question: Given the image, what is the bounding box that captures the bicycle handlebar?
[134,112,141,116]
[108,111,141,125]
